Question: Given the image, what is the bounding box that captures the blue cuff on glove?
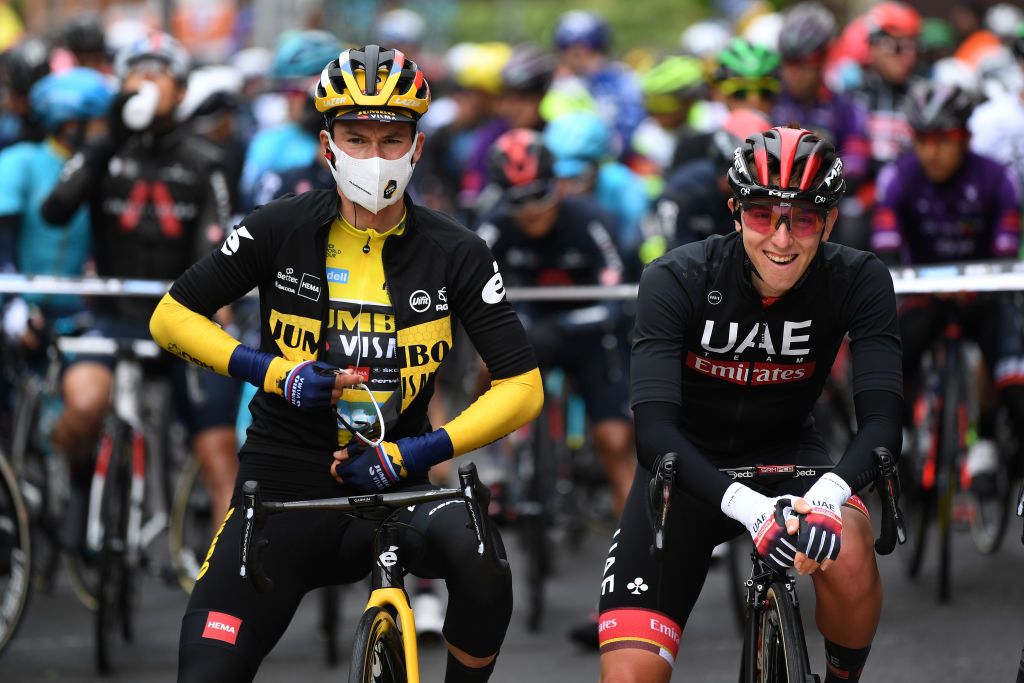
[227,344,275,387]
[396,429,455,475]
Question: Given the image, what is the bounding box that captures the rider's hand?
[277,361,361,410]
[787,473,851,575]
[330,430,454,492]
[331,441,407,492]
[106,91,138,146]
[721,483,798,572]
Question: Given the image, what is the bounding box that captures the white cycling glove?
[722,482,798,571]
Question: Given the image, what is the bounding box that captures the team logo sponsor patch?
[686,352,815,386]
[298,273,322,302]
[202,611,242,645]
[409,290,431,313]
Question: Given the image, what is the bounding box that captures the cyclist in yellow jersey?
[150,43,542,682]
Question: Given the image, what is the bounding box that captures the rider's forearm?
[149,292,291,393]
[634,400,736,508]
[833,389,903,491]
[40,139,115,226]
[443,367,544,456]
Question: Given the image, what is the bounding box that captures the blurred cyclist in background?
[0,37,51,147]
[179,65,247,213]
[58,15,109,72]
[544,111,647,266]
[0,68,113,353]
[871,81,1024,492]
[500,43,556,132]
[240,29,341,209]
[40,31,238,534]
[479,128,635,516]
[669,37,778,169]
[775,2,871,249]
[643,108,772,261]
[551,10,644,158]
[969,24,1024,190]
[856,1,922,174]
[632,55,707,176]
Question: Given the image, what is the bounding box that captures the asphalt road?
[3,495,1023,682]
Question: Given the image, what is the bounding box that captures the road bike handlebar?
[239,462,497,594]
[649,448,906,560]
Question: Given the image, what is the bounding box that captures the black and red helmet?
[727,126,845,208]
[488,128,554,195]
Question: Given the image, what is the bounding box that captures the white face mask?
[326,135,417,214]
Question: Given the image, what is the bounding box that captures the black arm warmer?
[634,400,738,508]
[833,389,903,491]
[40,139,116,226]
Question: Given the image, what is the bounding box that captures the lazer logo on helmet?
[391,97,423,108]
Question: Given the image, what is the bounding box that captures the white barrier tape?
[3,260,1024,301]
[56,337,161,358]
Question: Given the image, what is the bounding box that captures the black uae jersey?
[632,231,902,465]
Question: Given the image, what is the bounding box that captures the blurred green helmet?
[715,37,780,80]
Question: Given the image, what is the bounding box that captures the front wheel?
[95,425,133,674]
[0,451,32,656]
[756,583,812,683]
[349,606,407,683]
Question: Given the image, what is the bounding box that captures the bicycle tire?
[9,379,63,594]
[937,342,967,604]
[320,585,342,667]
[348,605,407,683]
[967,407,1014,554]
[95,423,132,674]
[756,582,813,683]
[0,450,32,657]
[901,380,938,580]
[168,454,211,594]
[520,407,554,633]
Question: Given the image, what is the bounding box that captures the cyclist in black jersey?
[478,128,635,515]
[149,44,542,683]
[598,126,902,683]
[39,32,239,533]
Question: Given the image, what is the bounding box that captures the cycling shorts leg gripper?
[597,468,741,667]
[844,494,869,520]
[178,609,261,683]
[400,492,512,658]
[598,608,682,667]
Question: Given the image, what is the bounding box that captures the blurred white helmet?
[977,46,1024,99]
[931,57,981,96]
[680,20,733,58]
[230,47,272,83]
[105,18,150,58]
[178,65,243,122]
[376,8,426,47]
[742,12,784,50]
[985,3,1024,40]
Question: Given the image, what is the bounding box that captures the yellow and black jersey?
[150,190,540,467]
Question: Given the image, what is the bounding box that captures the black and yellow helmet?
[314,44,430,125]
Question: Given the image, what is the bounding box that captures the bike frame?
[240,463,497,683]
[363,522,421,683]
[649,450,903,680]
[738,552,812,682]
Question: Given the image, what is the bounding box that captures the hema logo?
[202,611,242,645]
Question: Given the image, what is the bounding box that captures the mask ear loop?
[352,384,386,447]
